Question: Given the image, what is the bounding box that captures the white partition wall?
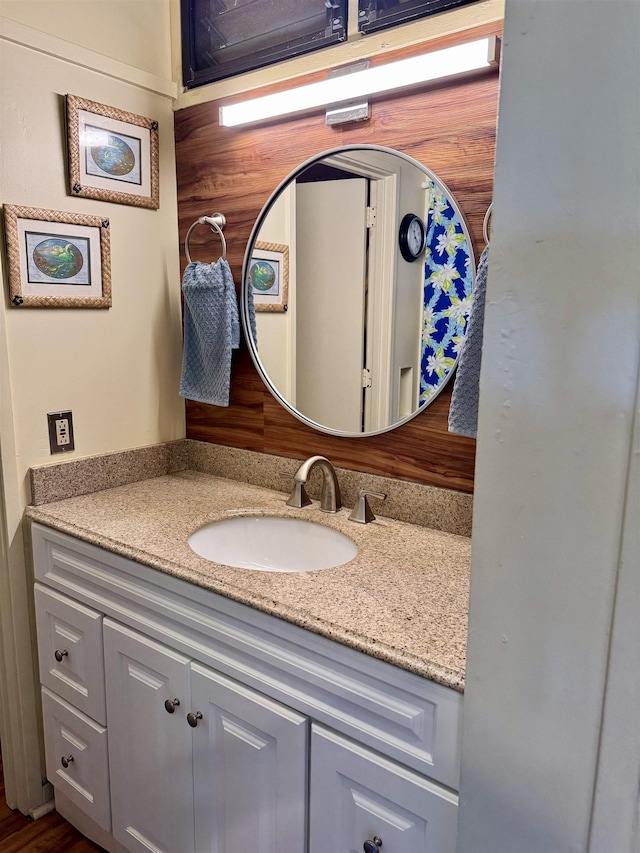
[458,1,640,850]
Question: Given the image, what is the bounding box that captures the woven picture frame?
[3,204,111,308]
[66,94,159,209]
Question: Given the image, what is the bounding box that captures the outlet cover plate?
[47,411,75,454]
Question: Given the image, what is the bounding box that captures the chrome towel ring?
[482,202,493,245]
[185,213,227,263]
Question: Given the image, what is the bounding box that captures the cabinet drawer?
[35,583,106,724]
[309,724,458,853]
[41,687,111,832]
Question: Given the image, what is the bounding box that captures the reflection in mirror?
[241,145,475,437]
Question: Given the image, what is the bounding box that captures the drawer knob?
[363,837,383,853]
[60,755,74,769]
[164,698,180,714]
[187,711,203,728]
[54,649,68,662]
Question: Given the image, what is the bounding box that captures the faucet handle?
[280,473,312,508]
[348,489,387,524]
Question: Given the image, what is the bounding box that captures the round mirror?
[241,144,475,437]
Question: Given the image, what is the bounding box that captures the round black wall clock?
[398,213,426,262]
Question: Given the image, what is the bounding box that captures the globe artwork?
[249,260,278,294]
[32,238,84,280]
[90,133,136,177]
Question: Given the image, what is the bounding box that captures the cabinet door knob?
[164,698,180,714]
[54,649,68,662]
[363,837,383,853]
[187,711,203,728]
[60,754,74,769]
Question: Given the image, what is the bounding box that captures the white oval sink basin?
[188,516,358,573]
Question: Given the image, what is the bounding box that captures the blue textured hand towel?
[448,245,489,438]
[179,259,240,407]
[246,282,258,347]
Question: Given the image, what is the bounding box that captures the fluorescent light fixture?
[220,37,499,128]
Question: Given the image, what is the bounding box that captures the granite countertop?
[27,470,471,691]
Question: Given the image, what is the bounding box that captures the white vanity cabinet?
[31,522,463,853]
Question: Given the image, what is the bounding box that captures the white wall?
[458,1,640,849]
[1,44,184,471]
[1,0,172,79]
[0,1,181,814]
[0,43,183,482]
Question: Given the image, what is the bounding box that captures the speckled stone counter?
[27,470,471,691]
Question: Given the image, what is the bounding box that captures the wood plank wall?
[175,23,501,494]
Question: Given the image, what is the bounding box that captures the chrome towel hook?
[185,213,227,263]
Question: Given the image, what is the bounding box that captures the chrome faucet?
[288,455,342,513]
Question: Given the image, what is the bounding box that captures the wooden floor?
[1,752,105,852]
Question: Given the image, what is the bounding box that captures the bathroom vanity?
[29,469,470,853]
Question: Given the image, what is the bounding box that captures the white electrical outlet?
[47,411,75,454]
[55,418,70,446]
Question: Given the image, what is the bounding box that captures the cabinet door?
[190,661,308,853]
[309,725,458,853]
[103,619,194,853]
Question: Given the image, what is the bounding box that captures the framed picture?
[248,242,289,312]
[3,205,111,308]
[66,94,159,209]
